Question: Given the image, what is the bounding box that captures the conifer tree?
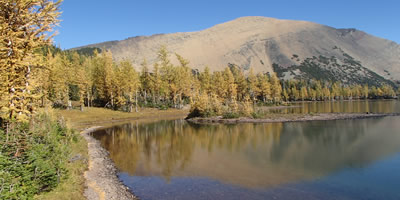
[270,73,282,103]
[258,73,271,102]
[175,53,192,108]
[247,68,260,103]
[140,59,151,105]
[199,66,212,95]
[224,67,237,102]
[300,86,308,101]
[0,0,61,121]
[212,71,227,100]
[362,84,369,99]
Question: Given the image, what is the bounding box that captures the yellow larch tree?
[0,0,61,121]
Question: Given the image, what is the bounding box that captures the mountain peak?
[76,17,400,83]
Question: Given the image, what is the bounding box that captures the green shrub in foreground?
[0,112,76,199]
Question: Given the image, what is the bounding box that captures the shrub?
[222,112,240,119]
[0,110,76,199]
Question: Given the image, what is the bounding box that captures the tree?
[212,71,227,100]
[140,59,151,105]
[199,66,212,95]
[0,0,61,122]
[270,73,282,103]
[362,84,369,99]
[224,67,237,102]
[230,65,246,101]
[91,50,115,107]
[175,53,193,108]
[300,86,308,101]
[118,60,139,112]
[258,73,271,102]
[247,68,260,103]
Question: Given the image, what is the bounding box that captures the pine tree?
[0,0,61,121]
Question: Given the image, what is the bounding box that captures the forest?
[36,45,399,118]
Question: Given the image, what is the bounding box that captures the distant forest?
[30,46,399,117]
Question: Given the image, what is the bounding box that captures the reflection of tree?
[94,120,284,181]
[273,100,399,114]
[92,109,400,187]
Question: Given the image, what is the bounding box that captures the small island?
[186,112,400,124]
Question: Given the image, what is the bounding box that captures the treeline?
[38,46,399,115]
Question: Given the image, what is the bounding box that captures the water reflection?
[268,100,400,114]
[93,116,400,188]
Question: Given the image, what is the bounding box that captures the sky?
[54,0,400,49]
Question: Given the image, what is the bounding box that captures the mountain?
[75,16,400,86]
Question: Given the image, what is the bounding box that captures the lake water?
[92,100,400,200]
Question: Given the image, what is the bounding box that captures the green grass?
[32,107,188,199]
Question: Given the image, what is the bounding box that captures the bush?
[0,111,76,199]
[222,112,240,119]
[251,111,265,119]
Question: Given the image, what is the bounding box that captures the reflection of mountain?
[93,114,400,189]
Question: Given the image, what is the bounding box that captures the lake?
[92,100,400,200]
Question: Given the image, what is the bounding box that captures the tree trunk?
[144,90,147,105]
[135,90,138,112]
[128,94,133,113]
[67,100,72,110]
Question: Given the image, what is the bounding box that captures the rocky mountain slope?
[75,16,400,86]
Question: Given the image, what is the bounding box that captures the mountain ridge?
[74,16,400,85]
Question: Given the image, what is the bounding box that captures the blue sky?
[55,0,400,49]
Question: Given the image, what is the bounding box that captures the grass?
[57,107,189,130]
[34,106,188,200]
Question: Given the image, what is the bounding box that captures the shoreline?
[186,113,400,124]
[81,127,138,200]
[66,108,399,200]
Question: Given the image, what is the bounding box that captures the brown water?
[92,100,400,200]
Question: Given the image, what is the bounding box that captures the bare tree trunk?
[110,91,114,108]
[135,90,138,112]
[67,100,72,110]
[87,91,90,107]
[179,93,182,109]
[144,90,147,105]
[128,94,133,113]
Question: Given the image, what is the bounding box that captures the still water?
[92,100,400,200]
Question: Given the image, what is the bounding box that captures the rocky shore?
[81,127,137,200]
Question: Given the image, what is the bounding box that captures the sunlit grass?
[35,107,188,199]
